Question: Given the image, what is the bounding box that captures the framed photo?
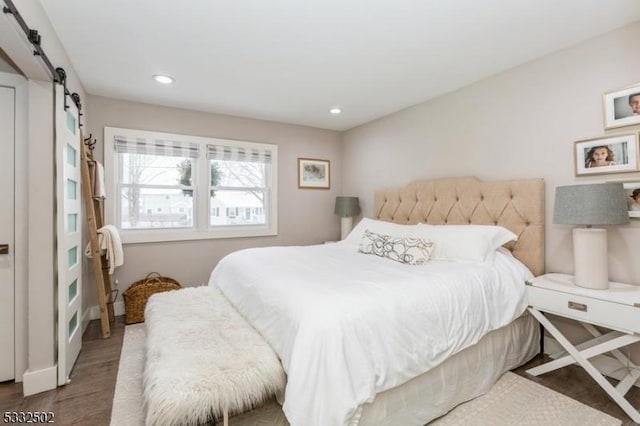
[298,158,330,189]
[603,83,640,129]
[575,133,639,176]
[619,181,640,219]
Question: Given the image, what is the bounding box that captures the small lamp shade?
[335,196,360,240]
[334,197,361,217]
[553,183,629,290]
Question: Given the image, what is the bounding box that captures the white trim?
[22,366,57,396]
[87,300,125,320]
[120,226,277,244]
[81,307,91,334]
[0,71,28,383]
[104,127,278,244]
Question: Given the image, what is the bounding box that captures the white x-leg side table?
[525,273,640,424]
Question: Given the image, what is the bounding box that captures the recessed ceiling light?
[153,74,174,84]
[329,107,342,115]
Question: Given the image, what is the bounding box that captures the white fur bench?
[143,286,286,426]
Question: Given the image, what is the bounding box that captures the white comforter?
[208,243,531,426]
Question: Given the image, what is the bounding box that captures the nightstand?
[525,273,640,423]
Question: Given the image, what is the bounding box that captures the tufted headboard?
[374,177,545,276]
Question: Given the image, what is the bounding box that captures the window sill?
[119,226,277,244]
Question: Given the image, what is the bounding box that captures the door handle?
[0,244,8,255]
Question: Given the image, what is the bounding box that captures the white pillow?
[342,218,420,249]
[416,224,517,264]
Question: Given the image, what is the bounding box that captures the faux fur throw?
[143,286,286,426]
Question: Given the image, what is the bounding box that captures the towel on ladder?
[89,160,107,199]
[84,225,124,274]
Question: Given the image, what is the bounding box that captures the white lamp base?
[573,228,609,289]
[340,217,353,240]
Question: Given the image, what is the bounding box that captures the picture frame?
[610,180,640,219]
[298,158,330,189]
[574,133,639,176]
[603,83,640,130]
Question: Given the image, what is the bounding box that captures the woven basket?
[123,272,181,324]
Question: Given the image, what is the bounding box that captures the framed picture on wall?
[615,180,640,219]
[574,133,639,176]
[603,83,640,130]
[298,158,330,189]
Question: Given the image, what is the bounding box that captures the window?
[208,144,273,228]
[105,127,278,243]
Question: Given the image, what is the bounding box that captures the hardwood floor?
[1,318,639,425]
[0,317,125,426]
[513,355,640,426]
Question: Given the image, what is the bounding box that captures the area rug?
[111,324,622,426]
[110,324,146,426]
[429,372,622,426]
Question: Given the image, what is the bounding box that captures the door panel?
[55,84,82,385]
[0,85,15,381]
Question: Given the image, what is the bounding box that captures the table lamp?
[553,183,629,289]
[334,196,360,240]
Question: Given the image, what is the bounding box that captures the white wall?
[23,80,56,394]
[0,49,20,74]
[341,21,640,362]
[87,95,342,302]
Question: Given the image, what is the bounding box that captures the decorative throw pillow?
[358,229,434,265]
[343,217,420,250]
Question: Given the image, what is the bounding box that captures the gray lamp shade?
[554,183,629,226]
[334,196,361,217]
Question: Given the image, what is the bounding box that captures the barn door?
[55,84,82,385]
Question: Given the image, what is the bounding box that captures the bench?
[143,286,286,425]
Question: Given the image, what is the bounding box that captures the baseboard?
[544,336,640,388]
[87,301,125,320]
[82,307,92,334]
[22,365,57,396]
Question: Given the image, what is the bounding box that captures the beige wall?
[87,95,342,300]
[342,21,640,285]
[4,0,638,391]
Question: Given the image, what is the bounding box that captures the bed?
[208,176,545,426]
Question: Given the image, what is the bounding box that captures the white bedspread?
[208,243,532,426]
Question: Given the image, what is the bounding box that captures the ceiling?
[40,0,640,131]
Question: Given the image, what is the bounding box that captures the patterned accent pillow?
[358,229,434,265]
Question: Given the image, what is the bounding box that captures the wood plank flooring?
[0,317,125,426]
[1,318,638,425]
[513,356,640,426]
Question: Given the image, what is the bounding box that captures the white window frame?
[104,127,278,244]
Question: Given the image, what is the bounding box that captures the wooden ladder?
[80,136,114,338]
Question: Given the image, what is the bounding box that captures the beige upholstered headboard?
[374,177,545,276]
